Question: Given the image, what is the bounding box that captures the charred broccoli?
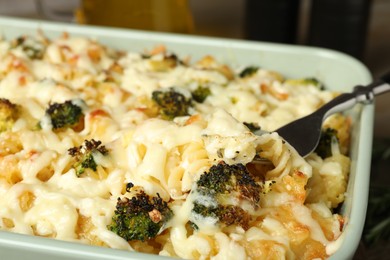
[191,86,211,103]
[44,100,84,131]
[108,184,173,242]
[190,162,261,230]
[151,88,192,120]
[68,139,109,176]
[314,128,338,158]
[11,35,46,60]
[0,98,18,132]
[239,66,259,78]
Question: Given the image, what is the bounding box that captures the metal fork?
[253,71,390,162]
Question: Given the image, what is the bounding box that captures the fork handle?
[355,71,390,99]
[319,71,390,118]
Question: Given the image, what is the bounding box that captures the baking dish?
[0,15,373,260]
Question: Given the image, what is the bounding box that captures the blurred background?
[0,0,389,259]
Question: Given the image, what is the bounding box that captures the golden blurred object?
[76,0,194,34]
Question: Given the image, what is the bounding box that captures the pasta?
[0,32,352,259]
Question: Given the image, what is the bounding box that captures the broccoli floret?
[191,86,211,103]
[68,139,109,176]
[285,77,324,89]
[108,186,173,242]
[190,162,261,230]
[44,100,84,131]
[151,88,192,120]
[314,128,338,158]
[0,98,18,132]
[11,35,46,60]
[239,66,259,78]
[304,78,322,87]
[192,203,251,230]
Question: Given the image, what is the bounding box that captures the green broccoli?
[191,86,211,103]
[285,77,324,89]
[44,100,84,131]
[151,88,192,120]
[11,35,46,60]
[68,139,109,176]
[239,66,259,78]
[190,162,261,230]
[314,128,339,158]
[0,98,18,132]
[108,185,173,242]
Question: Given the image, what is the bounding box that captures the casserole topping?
[0,33,351,259]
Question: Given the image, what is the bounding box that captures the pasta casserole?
[0,32,352,259]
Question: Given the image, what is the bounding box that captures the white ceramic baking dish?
[0,16,373,260]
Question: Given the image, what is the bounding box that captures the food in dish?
[0,33,351,259]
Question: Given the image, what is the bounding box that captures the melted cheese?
[0,33,351,259]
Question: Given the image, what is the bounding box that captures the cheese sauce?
[0,33,350,259]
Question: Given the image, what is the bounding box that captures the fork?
[253,71,390,161]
